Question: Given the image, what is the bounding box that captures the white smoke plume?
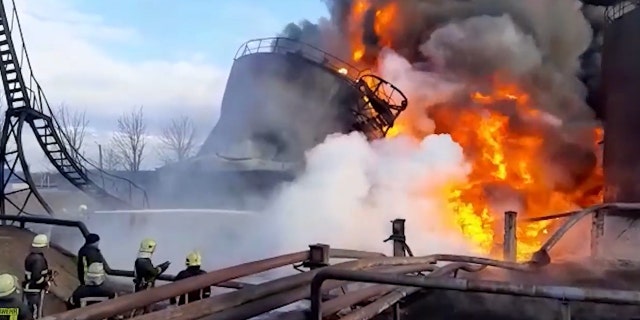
[52,131,477,278]
[266,131,475,256]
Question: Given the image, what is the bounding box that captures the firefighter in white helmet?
[23,234,54,318]
[169,251,211,306]
[133,238,170,292]
[0,273,33,320]
[67,263,118,317]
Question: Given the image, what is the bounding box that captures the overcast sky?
[9,0,328,171]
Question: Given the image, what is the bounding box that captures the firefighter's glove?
[158,261,171,272]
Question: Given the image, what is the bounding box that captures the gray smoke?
[282,0,604,118]
[281,0,604,199]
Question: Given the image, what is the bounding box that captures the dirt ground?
[0,226,79,316]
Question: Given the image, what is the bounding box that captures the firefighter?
[66,262,118,315]
[0,273,33,320]
[23,234,53,319]
[131,238,170,316]
[169,251,211,306]
[76,233,105,285]
[133,238,170,292]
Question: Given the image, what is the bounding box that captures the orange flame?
[344,2,604,260]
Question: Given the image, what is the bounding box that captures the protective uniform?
[169,251,211,306]
[133,238,170,292]
[23,234,52,318]
[67,263,118,317]
[76,233,105,285]
[0,274,33,320]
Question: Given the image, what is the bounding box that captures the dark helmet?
[86,233,100,244]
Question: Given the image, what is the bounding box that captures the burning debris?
[280,0,605,260]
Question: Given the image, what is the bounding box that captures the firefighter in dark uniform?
[76,233,105,285]
[67,262,120,318]
[170,251,211,306]
[131,238,170,316]
[23,234,53,319]
[0,273,33,320]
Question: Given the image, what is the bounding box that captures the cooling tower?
[198,38,363,165]
[151,38,406,209]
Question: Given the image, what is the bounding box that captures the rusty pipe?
[134,255,525,320]
[133,257,439,320]
[310,268,640,320]
[329,248,386,259]
[197,263,442,320]
[42,251,310,320]
[532,203,640,261]
[339,263,486,320]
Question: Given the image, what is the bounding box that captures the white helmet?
[85,262,106,286]
[0,274,16,297]
[32,234,49,248]
[78,204,88,212]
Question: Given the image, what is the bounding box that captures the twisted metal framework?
[604,0,640,22]
[0,0,149,216]
[234,37,408,140]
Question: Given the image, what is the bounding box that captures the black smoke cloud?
[280,0,611,119]
[279,0,607,210]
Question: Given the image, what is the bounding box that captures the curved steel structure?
[199,37,408,164]
[0,0,148,215]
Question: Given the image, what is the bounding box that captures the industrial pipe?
[309,268,640,320]
[339,263,486,320]
[530,203,640,265]
[196,263,443,320]
[42,251,310,320]
[132,258,438,320]
[137,254,522,320]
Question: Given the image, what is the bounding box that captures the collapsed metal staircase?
[235,37,408,141]
[0,0,148,215]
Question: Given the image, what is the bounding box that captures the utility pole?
[98,144,103,170]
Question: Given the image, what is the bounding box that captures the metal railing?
[234,37,364,81]
[605,0,640,22]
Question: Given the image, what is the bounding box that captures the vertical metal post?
[392,303,401,320]
[98,143,103,170]
[307,244,330,269]
[559,301,571,320]
[503,211,517,262]
[391,219,406,257]
[590,209,605,259]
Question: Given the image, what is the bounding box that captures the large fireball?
[344,0,604,260]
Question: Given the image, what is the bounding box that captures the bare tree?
[102,146,122,171]
[111,106,146,172]
[55,104,89,162]
[158,115,197,164]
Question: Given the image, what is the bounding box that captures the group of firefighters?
[0,233,211,319]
